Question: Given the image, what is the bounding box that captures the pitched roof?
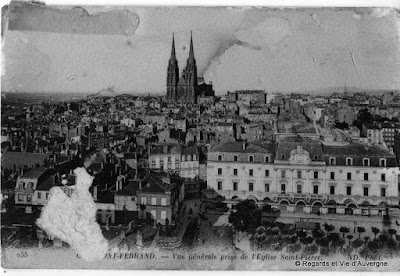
[36,175,55,191]
[322,142,397,167]
[139,172,179,194]
[182,146,198,155]
[210,141,275,154]
[20,167,48,179]
[115,180,139,196]
[276,137,323,161]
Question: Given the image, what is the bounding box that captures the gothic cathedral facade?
[166,32,198,104]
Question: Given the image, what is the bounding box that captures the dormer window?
[265,156,270,163]
[363,158,370,166]
[329,157,336,165]
[217,155,222,161]
[187,155,192,161]
[346,157,353,166]
[193,155,196,161]
[182,155,185,162]
[249,155,254,162]
[379,158,386,167]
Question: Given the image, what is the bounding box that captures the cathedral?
[166,32,200,104]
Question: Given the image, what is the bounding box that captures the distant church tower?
[166,31,198,104]
[166,33,179,102]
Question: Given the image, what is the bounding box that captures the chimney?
[242,142,246,151]
[93,186,98,201]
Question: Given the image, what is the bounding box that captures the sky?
[1,1,400,95]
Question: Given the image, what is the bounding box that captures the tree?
[335,121,349,130]
[357,226,366,239]
[388,229,397,240]
[371,227,380,239]
[353,108,373,130]
[325,224,335,233]
[312,229,325,240]
[340,226,350,238]
[297,230,307,239]
[347,235,354,245]
[228,200,261,233]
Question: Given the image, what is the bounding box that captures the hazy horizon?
[2,2,400,95]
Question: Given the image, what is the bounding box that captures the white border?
[1,0,400,275]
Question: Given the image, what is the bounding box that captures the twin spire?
[169,31,195,61]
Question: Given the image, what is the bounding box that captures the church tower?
[177,31,198,104]
[166,33,179,102]
[183,31,198,103]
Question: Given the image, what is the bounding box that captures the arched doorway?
[279,200,289,212]
[327,200,337,214]
[311,202,322,214]
[246,195,258,203]
[345,203,357,215]
[295,201,306,213]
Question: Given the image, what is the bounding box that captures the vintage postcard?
[1,0,400,272]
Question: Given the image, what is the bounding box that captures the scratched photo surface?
[1,1,400,271]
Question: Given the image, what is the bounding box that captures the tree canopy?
[229,200,261,233]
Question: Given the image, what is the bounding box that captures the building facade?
[207,139,399,217]
[136,172,184,226]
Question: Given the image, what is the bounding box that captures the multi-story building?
[376,122,400,151]
[207,138,399,217]
[207,141,275,203]
[14,167,53,213]
[149,143,181,173]
[136,172,184,225]
[362,124,386,147]
[180,146,199,180]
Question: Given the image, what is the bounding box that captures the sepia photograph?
[1,0,400,272]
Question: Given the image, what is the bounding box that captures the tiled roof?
[1,152,49,170]
[115,180,139,196]
[36,175,55,191]
[139,172,178,194]
[182,146,198,155]
[210,141,275,154]
[20,167,48,179]
[276,137,323,161]
[150,143,181,155]
[322,142,397,167]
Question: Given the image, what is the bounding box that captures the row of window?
[218,168,387,182]
[216,155,387,167]
[150,155,197,162]
[328,157,386,167]
[140,196,167,206]
[17,192,50,202]
[217,154,271,163]
[216,182,387,197]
